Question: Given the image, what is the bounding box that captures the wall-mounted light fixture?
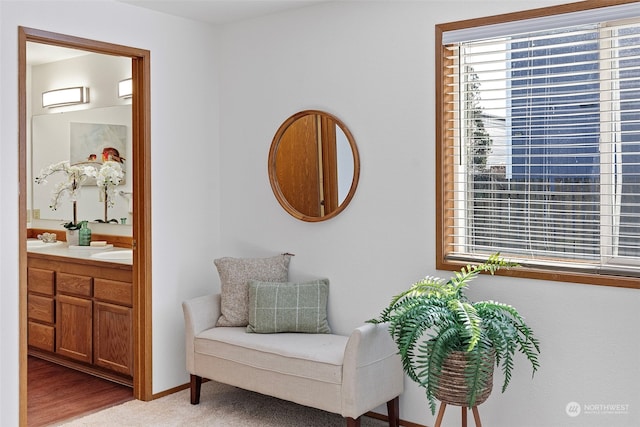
[42,86,89,108]
[118,78,132,99]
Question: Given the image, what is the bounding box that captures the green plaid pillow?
[246,279,331,334]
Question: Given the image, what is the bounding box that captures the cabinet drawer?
[57,273,92,297]
[94,278,132,307]
[28,294,54,323]
[28,321,55,352]
[27,268,55,295]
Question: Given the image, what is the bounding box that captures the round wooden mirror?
[268,110,360,222]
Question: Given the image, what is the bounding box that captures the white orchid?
[35,160,125,224]
[96,161,125,208]
[35,161,97,223]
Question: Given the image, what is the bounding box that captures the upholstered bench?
[182,255,403,426]
[182,292,403,427]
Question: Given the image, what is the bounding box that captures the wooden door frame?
[18,27,152,426]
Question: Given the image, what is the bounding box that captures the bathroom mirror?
[31,106,133,225]
[268,110,360,222]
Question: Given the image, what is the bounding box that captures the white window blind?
[442,14,640,275]
[442,3,640,44]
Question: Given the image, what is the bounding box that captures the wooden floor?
[27,356,133,427]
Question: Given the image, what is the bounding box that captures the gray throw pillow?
[215,254,292,327]
[246,279,331,334]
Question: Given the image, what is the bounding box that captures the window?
[436,1,640,288]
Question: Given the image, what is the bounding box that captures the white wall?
[217,2,640,427]
[2,1,639,427]
[0,1,221,425]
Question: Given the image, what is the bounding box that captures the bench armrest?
[182,293,221,373]
[341,322,404,418]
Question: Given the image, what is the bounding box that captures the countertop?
[27,239,133,266]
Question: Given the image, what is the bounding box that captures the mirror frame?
[268,110,360,222]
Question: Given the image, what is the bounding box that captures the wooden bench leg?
[190,374,202,404]
[346,396,398,427]
[346,416,361,427]
[387,396,400,427]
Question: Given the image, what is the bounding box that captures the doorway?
[18,27,152,426]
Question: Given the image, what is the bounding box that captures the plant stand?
[432,351,493,427]
[434,403,482,427]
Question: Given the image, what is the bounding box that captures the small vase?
[66,229,79,246]
[79,221,92,246]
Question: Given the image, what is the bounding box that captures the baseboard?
[366,410,426,427]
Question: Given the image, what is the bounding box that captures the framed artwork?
[70,122,127,183]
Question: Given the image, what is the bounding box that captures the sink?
[91,249,133,261]
[27,240,63,249]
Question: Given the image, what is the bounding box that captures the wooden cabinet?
[56,294,93,362]
[94,278,133,376]
[27,253,133,385]
[56,272,93,362]
[94,301,132,375]
[27,267,55,352]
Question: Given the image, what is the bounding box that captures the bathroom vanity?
[27,243,134,386]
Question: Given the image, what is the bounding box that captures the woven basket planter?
[433,350,495,407]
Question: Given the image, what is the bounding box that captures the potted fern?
[369,254,540,415]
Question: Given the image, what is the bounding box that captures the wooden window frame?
[435,0,640,290]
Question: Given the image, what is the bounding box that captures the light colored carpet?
[58,380,390,426]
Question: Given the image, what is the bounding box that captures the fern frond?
[475,300,540,389]
[480,300,540,374]
[464,337,494,407]
[409,276,451,297]
[513,323,541,375]
[446,254,518,295]
[449,300,482,351]
[447,264,481,295]
[480,315,516,392]
[368,277,449,324]
[418,326,461,414]
[388,300,454,384]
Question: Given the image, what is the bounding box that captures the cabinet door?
[94,301,133,376]
[56,294,92,363]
